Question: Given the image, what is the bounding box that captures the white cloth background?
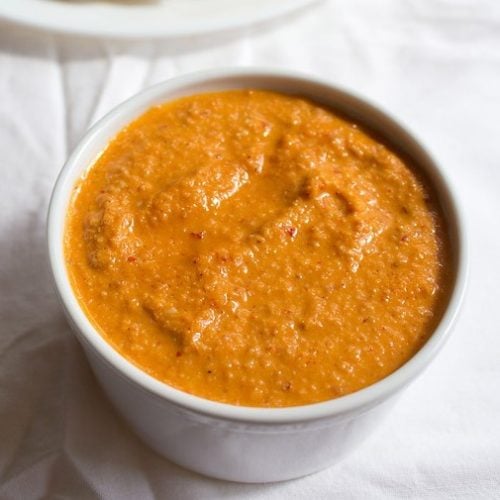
[1,0,499,498]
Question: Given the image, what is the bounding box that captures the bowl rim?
[47,67,468,424]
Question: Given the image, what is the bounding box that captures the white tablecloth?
[1,1,499,498]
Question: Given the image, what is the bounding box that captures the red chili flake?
[400,235,408,242]
[176,351,182,357]
[285,226,297,238]
[190,231,205,240]
[216,252,228,262]
[127,256,136,263]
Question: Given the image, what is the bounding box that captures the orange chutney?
[65,90,451,407]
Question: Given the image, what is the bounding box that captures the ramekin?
[47,68,468,483]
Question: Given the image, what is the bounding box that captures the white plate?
[0,0,318,39]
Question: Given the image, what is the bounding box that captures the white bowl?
[47,68,468,483]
